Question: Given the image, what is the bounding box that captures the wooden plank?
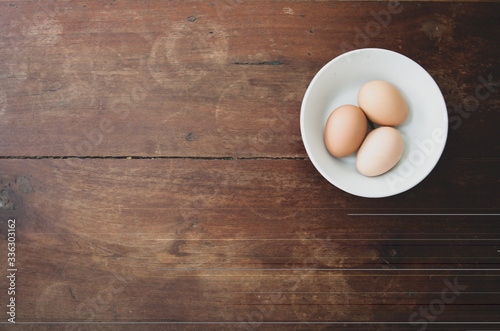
[0,159,498,326]
[0,1,498,158]
[0,0,498,329]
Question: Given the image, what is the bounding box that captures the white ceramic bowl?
[300,48,448,198]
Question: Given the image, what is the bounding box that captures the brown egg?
[324,105,367,158]
[358,80,408,126]
[356,126,404,177]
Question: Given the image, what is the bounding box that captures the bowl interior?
[301,48,448,198]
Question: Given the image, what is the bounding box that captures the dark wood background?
[0,0,499,330]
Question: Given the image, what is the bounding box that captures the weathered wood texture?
[0,0,499,330]
[0,159,499,329]
[0,1,498,158]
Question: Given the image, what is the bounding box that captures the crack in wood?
[0,156,309,160]
[233,62,285,65]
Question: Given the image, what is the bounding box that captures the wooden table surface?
[0,1,499,330]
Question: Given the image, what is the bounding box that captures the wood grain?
[0,159,498,328]
[0,1,498,158]
[0,0,499,330]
